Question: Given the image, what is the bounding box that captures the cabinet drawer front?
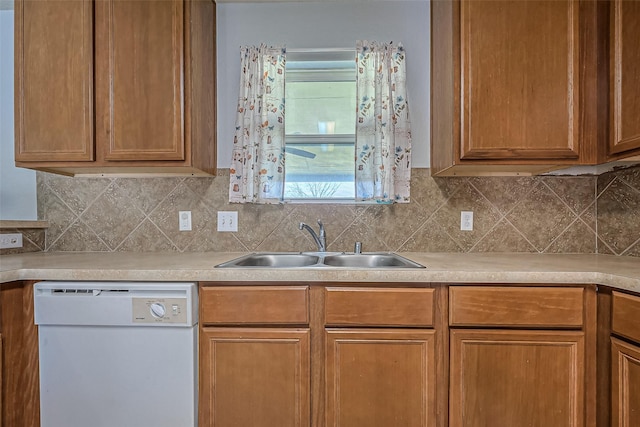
[450,286,584,327]
[200,286,309,325]
[612,292,640,343]
[325,287,434,327]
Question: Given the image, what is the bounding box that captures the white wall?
[216,1,430,168]
[0,5,38,220]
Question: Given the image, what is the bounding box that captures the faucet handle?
[354,241,362,254]
[317,219,325,236]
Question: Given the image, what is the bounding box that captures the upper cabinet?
[431,0,605,176]
[609,0,640,159]
[14,0,216,176]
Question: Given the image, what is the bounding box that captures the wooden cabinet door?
[611,337,640,427]
[325,329,436,427]
[450,329,585,427]
[460,0,580,161]
[609,0,640,158]
[95,0,185,161]
[199,328,310,427]
[14,0,94,162]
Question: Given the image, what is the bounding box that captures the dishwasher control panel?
[132,298,188,324]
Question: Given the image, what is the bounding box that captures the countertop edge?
[1,252,639,294]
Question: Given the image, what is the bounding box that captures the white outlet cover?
[0,233,23,249]
[461,211,473,231]
[179,211,192,231]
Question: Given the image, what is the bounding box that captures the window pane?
[284,143,354,199]
[285,81,356,135]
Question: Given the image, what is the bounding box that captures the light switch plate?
[0,233,23,249]
[218,211,238,232]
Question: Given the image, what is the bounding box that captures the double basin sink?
[215,252,425,269]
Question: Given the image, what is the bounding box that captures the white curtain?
[229,45,286,204]
[355,40,412,203]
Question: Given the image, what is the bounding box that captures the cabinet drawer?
[325,287,434,327]
[200,286,309,325]
[612,291,640,343]
[449,286,584,327]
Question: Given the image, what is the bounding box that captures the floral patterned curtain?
[229,45,286,204]
[355,40,412,203]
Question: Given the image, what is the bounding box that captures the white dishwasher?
[34,281,198,427]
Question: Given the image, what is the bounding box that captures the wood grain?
[0,282,40,427]
[14,0,94,162]
[325,328,436,427]
[450,329,585,427]
[325,287,434,327]
[200,286,309,325]
[612,291,640,343]
[199,327,310,427]
[611,337,640,427]
[449,286,584,327]
[609,0,640,157]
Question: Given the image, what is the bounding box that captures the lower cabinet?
[450,329,585,427]
[198,285,311,427]
[199,327,310,427]
[448,285,594,427]
[324,286,439,427]
[325,329,436,427]
[611,291,640,427]
[0,281,40,427]
[199,283,606,427]
[611,338,640,427]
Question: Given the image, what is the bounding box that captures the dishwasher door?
[34,282,198,427]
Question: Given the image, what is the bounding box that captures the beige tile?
[623,240,640,257]
[233,203,295,250]
[43,192,79,248]
[541,176,596,215]
[507,183,577,251]
[148,182,213,251]
[188,228,249,252]
[48,220,110,252]
[616,165,640,193]
[432,181,502,251]
[80,183,147,250]
[471,220,537,253]
[398,218,463,252]
[410,170,465,217]
[469,176,537,215]
[117,220,178,252]
[46,174,112,215]
[328,218,391,252]
[359,202,430,251]
[545,219,597,254]
[21,228,46,251]
[597,179,640,255]
[115,177,183,214]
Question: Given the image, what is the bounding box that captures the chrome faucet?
[298,220,326,252]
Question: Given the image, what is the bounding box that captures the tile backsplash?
[33,166,638,257]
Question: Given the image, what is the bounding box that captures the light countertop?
[1,252,639,293]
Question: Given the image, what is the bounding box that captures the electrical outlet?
[179,211,192,231]
[217,211,238,232]
[0,233,23,249]
[461,211,473,231]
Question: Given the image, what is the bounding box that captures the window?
[283,50,356,201]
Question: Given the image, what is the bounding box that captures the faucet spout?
[298,220,326,252]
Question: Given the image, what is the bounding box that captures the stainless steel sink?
[321,253,425,268]
[215,253,321,268]
[215,252,424,269]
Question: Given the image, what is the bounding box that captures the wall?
[216,1,430,168]
[0,5,38,220]
[37,168,606,254]
[597,166,640,256]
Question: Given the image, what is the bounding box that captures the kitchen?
[2,0,640,427]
